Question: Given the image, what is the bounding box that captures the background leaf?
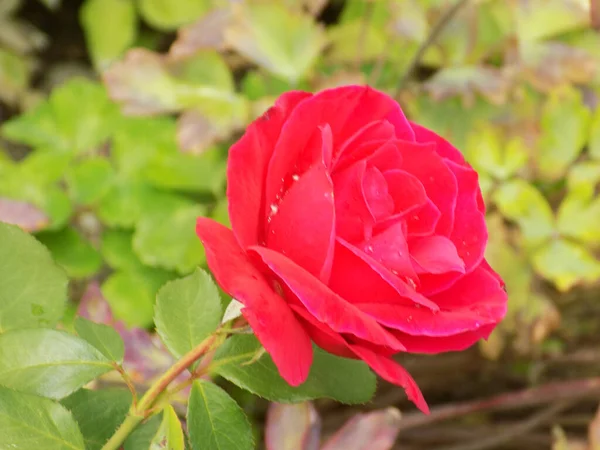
[62,388,132,450]
[150,405,185,450]
[155,269,222,359]
[74,317,125,362]
[0,385,85,450]
[0,222,67,332]
[0,328,113,399]
[187,380,254,450]
[211,334,376,404]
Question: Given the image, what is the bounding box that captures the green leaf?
[0,328,113,399]
[590,106,600,160]
[138,0,210,30]
[97,181,157,228]
[101,228,143,271]
[36,227,103,279]
[62,388,132,450]
[155,269,222,359]
[0,222,67,332]
[133,201,207,274]
[465,125,528,181]
[0,48,30,106]
[2,78,119,154]
[515,0,588,43]
[224,3,325,83]
[187,380,254,450]
[144,148,227,195]
[0,385,85,450]
[532,239,600,292]
[80,0,138,71]
[66,158,115,205]
[124,415,162,450]
[211,334,376,404]
[537,86,591,180]
[101,271,156,328]
[493,180,555,249]
[74,317,125,362]
[150,405,185,450]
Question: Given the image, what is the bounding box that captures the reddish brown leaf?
[0,198,48,232]
[321,408,402,450]
[265,402,321,450]
[169,8,232,58]
[176,110,223,155]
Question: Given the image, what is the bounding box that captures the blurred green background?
[1,0,600,448]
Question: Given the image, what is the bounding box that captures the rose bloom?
[196,86,507,413]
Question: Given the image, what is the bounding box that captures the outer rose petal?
[410,121,465,165]
[266,86,414,222]
[267,138,335,283]
[228,91,312,248]
[249,246,406,352]
[196,218,313,386]
[394,323,495,354]
[400,141,458,236]
[349,345,429,414]
[291,304,429,414]
[410,236,465,275]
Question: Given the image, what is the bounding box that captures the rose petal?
[362,167,394,221]
[333,161,374,242]
[333,239,439,311]
[196,218,313,386]
[249,246,406,352]
[383,169,428,216]
[228,91,312,248]
[334,120,396,167]
[267,152,335,283]
[266,86,414,220]
[360,223,418,281]
[400,142,457,236]
[354,302,497,337]
[430,264,507,311]
[394,323,495,354]
[410,121,465,165]
[349,344,429,414]
[410,235,465,275]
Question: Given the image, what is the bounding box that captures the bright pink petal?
[333,161,373,242]
[349,344,429,414]
[354,302,497,337]
[249,246,406,352]
[393,323,495,354]
[410,121,465,165]
[430,264,507,311]
[400,142,457,236]
[362,167,394,221]
[267,155,335,283]
[195,218,313,386]
[333,239,439,311]
[228,91,312,248]
[410,236,465,275]
[265,86,414,219]
[384,169,428,216]
[360,223,418,281]
[334,120,396,167]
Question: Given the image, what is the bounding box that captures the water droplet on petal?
[292,174,300,181]
[270,204,279,215]
[366,245,374,253]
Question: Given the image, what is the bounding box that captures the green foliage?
[211,334,377,404]
[187,380,254,450]
[74,317,125,362]
[0,328,113,399]
[124,415,163,450]
[0,222,67,332]
[150,405,186,450]
[0,386,85,450]
[155,269,222,359]
[62,388,132,450]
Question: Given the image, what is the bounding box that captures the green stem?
[101,333,219,450]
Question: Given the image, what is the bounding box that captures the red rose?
[196,86,507,413]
